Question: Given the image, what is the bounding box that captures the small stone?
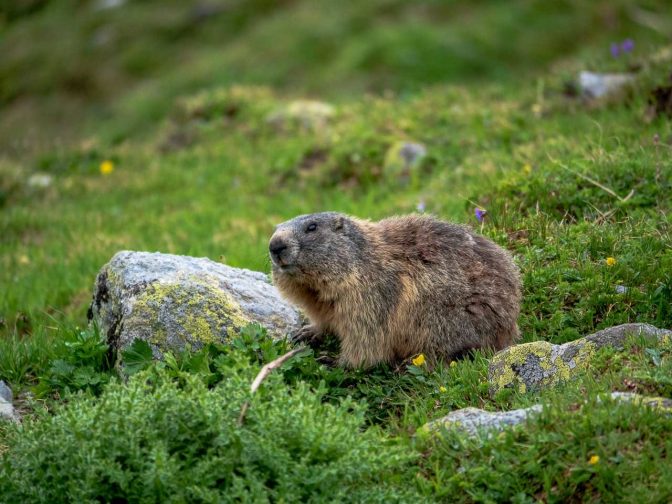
[0,382,17,423]
[0,381,12,403]
[92,27,115,48]
[488,323,672,396]
[27,173,53,189]
[421,405,543,437]
[88,251,302,361]
[384,141,427,178]
[267,100,335,130]
[0,400,16,422]
[578,71,635,100]
[615,285,628,294]
[94,0,125,10]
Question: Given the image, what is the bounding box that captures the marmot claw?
[290,325,324,348]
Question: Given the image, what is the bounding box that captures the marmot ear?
[333,216,345,230]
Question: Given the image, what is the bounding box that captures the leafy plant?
[35,325,112,397]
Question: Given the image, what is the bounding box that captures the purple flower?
[416,200,426,213]
[610,43,620,58]
[475,207,487,222]
[621,39,634,53]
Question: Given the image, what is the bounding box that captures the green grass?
[2,1,672,501]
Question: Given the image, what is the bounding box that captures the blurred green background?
[2,0,670,155]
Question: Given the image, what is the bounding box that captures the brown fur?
[269,212,521,368]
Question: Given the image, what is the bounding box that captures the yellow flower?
[18,255,30,265]
[589,454,600,465]
[439,386,447,393]
[412,354,426,366]
[100,160,114,175]
[523,163,532,175]
[450,361,457,368]
[605,257,616,267]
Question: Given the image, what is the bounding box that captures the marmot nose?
[269,237,288,261]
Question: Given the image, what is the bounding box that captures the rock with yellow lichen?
[88,251,302,359]
[488,323,672,396]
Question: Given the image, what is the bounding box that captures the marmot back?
[269,212,521,368]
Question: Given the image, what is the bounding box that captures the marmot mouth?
[274,263,299,274]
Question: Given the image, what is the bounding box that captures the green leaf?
[49,359,75,377]
[121,339,155,375]
[645,348,662,367]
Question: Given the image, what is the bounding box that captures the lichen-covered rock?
[421,405,543,437]
[489,323,672,396]
[0,380,17,423]
[383,141,427,179]
[88,251,302,358]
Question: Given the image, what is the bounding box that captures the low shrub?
[0,355,417,503]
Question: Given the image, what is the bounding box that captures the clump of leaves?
[35,325,113,397]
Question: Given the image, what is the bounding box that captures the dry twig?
[237,347,305,425]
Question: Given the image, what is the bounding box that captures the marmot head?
[269,212,367,285]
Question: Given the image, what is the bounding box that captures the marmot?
[269,212,521,368]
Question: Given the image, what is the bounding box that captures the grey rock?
[27,173,53,189]
[422,391,672,438]
[579,71,635,99]
[609,392,672,411]
[0,381,12,402]
[88,251,302,358]
[489,323,672,395]
[422,405,543,437]
[0,399,17,422]
[94,0,125,11]
[0,382,17,423]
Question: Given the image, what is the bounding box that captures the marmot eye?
[306,223,318,233]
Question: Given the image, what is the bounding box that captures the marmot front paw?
[290,325,325,348]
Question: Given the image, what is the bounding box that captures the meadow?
[1,1,672,501]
